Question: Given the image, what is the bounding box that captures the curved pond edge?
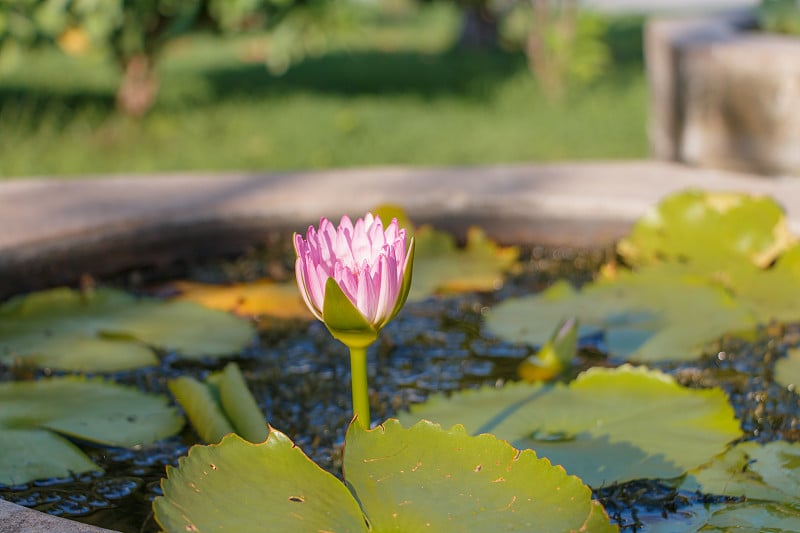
[2,159,800,532]
[5,160,800,300]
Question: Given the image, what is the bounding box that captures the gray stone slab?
[0,499,115,533]
[3,161,800,298]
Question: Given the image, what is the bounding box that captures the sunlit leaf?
[172,280,311,320]
[487,267,755,362]
[155,420,616,532]
[346,419,615,532]
[169,363,268,444]
[775,348,800,390]
[410,225,519,301]
[400,366,742,486]
[617,190,794,270]
[0,377,183,485]
[0,287,256,371]
[155,431,368,533]
[727,245,800,323]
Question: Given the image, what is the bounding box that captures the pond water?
[0,235,798,532]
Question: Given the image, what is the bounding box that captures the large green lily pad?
[617,190,794,270]
[155,419,615,532]
[0,287,256,372]
[0,377,183,485]
[486,266,755,362]
[400,366,742,486]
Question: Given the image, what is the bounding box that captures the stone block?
[646,14,800,175]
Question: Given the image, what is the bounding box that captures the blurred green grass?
[0,5,647,178]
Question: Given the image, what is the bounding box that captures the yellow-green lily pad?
[486,266,755,362]
[0,377,183,485]
[155,419,615,532]
[617,190,794,270]
[410,226,519,301]
[775,348,800,390]
[400,366,742,487]
[0,287,256,372]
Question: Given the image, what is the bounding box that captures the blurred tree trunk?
[116,54,160,117]
[457,3,499,49]
[525,0,577,98]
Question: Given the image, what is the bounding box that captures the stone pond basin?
[4,159,800,531]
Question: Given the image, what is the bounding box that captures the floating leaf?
[172,280,312,320]
[775,348,800,390]
[682,441,800,504]
[617,190,794,270]
[155,420,615,532]
[169,362,268,444]
[642,501,800,533]
[410,226,519,301]
[345,420,614,532]
[487,267,754,362]
[0,287,256,371]
[400,366,742,486]
[155,429,367,533]
[0,377,183,485]
[726,245,800,323]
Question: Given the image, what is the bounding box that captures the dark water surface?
[1,238,798,532]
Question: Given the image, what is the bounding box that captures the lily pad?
[775,348,800,390]
[400,366,742,486]
[726,245,800,323]
[486,266,755,362]
[0,287,256,371]
[682,440,800,504]
[410,225,519,301]
[171,280,312,320]
[617,190,794,270]
[0,377,183,485]
[642,502,800,533]
[670,441,800,532]
[155,419,615,532]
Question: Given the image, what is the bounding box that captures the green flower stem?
[349,345,370,429]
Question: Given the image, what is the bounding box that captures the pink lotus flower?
[294,213,414,339]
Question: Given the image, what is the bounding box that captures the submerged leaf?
[0,287,255,371]
[617,190,794,270]
[155,420,615,532]
[410,225,519,300]
[400,366,742,486]
[0,377,183,485]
